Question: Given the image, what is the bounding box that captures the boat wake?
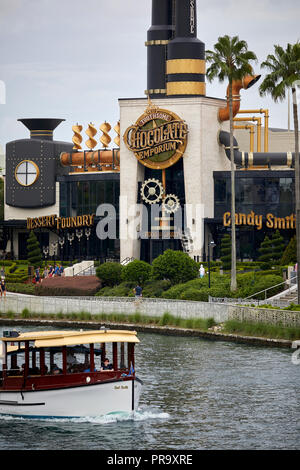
[0,408,170,424]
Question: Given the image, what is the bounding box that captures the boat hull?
[0,378,142,418]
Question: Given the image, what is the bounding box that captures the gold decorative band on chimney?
[145,40,169,46]
[30,130,53,137]
[166,59,206,75]
[166,81,206,95]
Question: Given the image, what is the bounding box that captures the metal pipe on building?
[218,75,261,123]
[233,116,262,152]
[60,150,120,171]
[233,124,255,153]
[237,109,269,152]
[218,130,294,168]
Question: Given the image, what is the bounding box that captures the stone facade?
[119,96,230,261]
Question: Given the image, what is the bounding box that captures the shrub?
[7,283,36,295]
[220,234,231,270]
[96,281,135,297]
[152,249,199,285]
[142,279,172,298]
[281,235,296,266]
[26,231,42,268]
[272,230,285,264]
[96,262,123,286]
[236,274,284,299]
[121,259,152,285]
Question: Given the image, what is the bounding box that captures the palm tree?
[206,35,257,291]
[259,42,300,303]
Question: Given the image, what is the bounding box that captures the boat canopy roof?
[1,329,140,347]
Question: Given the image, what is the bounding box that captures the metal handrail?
[244,274,297,301]
[74,264,95,276]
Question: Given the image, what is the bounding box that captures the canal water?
[0,323,299,450]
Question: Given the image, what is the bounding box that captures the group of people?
[34,264,64,283]
[66,350,113,374]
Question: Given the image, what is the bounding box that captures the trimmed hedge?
[96,262,123,287]
[121,260,152,284]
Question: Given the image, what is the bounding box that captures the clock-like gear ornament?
[162,194,180,213]
[140,178,164,204]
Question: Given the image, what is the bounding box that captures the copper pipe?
[237,109,269,152]
[234,117,262,152]
[60,149,120,171]
[234,124,255,153]
[218,75,261,123]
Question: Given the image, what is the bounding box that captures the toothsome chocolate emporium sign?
[123,101,188,170]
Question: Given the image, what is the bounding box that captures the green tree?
[151,249,199,285]
[259,42,300,300]
[281,235,297,265]
[121,259,152,285]
[258,235,274,269]
[26,231,42,268]
[96,262,122,287]
[220,234,231,270]
[272,230,285,264]
[206,35,257,292]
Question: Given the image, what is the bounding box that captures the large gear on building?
[140,178,164,204]
[162,194,180,213]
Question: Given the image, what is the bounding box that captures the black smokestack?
[18,118,65,141]
[166,0,206,96]
[145,0,174,98]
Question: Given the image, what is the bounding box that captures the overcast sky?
[0,0,299,148]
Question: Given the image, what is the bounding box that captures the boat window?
[44,346,63,375]
[118,342,128,370]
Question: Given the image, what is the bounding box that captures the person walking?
[133,284,143,306]
[35,267,41,284]
[0,278,6,299]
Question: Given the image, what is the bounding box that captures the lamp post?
[42,246,49,265]
[208,240,216,289]
[76,229,83,261]
[58,237,65,261]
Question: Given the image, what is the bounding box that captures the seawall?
[0,293,299,328]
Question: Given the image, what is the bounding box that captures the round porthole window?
[15,160,40,186]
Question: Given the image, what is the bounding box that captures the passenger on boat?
[51,364,62,375]
[67,349,78,366]
[101,358,113,371]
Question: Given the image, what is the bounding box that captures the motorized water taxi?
[0,328,142,418]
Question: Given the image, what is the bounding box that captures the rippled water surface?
[0,324,299,450]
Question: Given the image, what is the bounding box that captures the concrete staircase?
[265,284,298,308]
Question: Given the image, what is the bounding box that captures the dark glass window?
[215,178,227,203]
[60,180,120,217]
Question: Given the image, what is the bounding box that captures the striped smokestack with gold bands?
[145,0,174,98]
[166,0,206,96]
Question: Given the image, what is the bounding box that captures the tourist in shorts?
[0,279,6,299]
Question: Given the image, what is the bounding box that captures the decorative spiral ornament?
[114,121,120,148]
[85,123,97,149]
[99,121,112,149]
[140,178,164,205]
[72,123,83,150]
